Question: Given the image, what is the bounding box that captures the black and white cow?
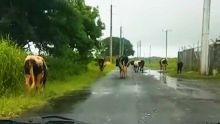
[159,58,168,72]
[116,56,129,78]
[130,60,145,73]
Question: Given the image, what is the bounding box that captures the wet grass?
[170,71,220,80]
[147,58,220,80]
[0,62,114,118]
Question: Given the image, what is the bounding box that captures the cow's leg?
[177,65,181,74]
[24,75,31,95]
[160,64,162,72]
[123,66,125,78]
[122,67,124,78]
[125,67,127,77]
[180,66,182,74]
[119,68,122,78]
[121,69,123,78]
[35,74,43,94]
[164,65,167,72]
[162,65,164,72]
[100,63,104,71]
[177,65,179,74]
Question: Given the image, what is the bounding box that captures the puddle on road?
[144,70,216,100]
[22,89,91,117]
[92,88,113,95]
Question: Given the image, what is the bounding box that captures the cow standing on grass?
[116,56,129,78]
[24,55,47,94]
[177,61,183,74]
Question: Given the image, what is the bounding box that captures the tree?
[101,37,134,56]
[0,0,104,60]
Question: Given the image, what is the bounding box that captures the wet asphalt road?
[25,68,220,124]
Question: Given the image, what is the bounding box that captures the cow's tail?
[29,61,35,89]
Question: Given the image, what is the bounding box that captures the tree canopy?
[101,37,134,57]
[0,0,104,59]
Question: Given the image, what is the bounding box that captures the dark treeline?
[0,0,104,61]
[101,37,134,57]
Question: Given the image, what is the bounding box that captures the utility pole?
[109,4,113,63]
[201,0,211,75]
[140,41,141,58]
[119,26,122,56]
[163,29,171,59]
[165,30,168,59]
[137,42,138,58]
[149,45,151,65]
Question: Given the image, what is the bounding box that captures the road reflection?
[159,72,167,84]
[22,89,91,117]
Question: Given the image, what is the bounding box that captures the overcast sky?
[85,0,220,57]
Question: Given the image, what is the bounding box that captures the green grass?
[170,70,220,80]
[146,58,176,70]
[0,38,26,96]
[0,61,115,118]
[147,57,220,80]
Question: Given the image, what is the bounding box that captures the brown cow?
[24,55,47,94]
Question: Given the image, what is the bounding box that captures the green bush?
[0,39,26,96]
[46,57,87,81]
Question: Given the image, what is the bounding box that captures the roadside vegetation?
[0,59,114,118]
[0,0,120,118]
[0,39,26,96]
[0,38,115,118]
[146,57,220,80]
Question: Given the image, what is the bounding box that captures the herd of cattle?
[98,56,183,79]
[97,56,147,78]
[23,55,183,94]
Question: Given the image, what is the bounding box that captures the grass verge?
[147,58,220,80]
[0,62,114,118]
